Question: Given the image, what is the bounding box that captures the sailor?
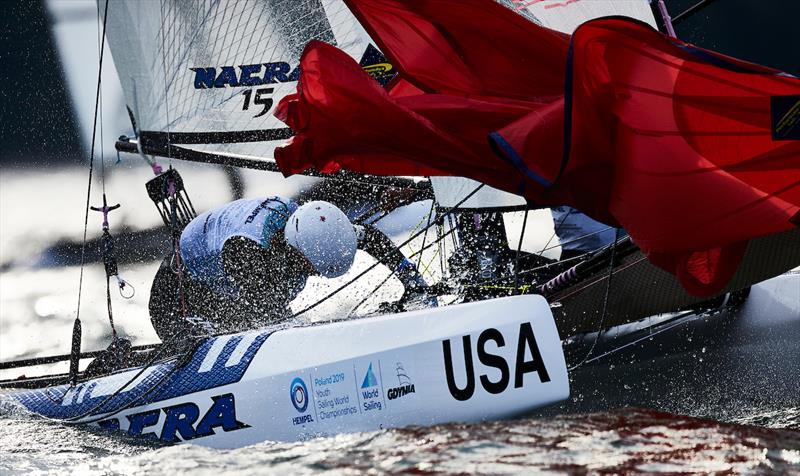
[551,206,624,260]
[149,197,430,341]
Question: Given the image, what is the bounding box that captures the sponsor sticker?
[290,377,309,413]
[386,362,416,401]
[358,362,384,412]
[290,377,314,426]
[772,95,800,140]
[312,371,358,421]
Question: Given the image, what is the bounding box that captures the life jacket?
[180,197,299,295]
[551,206,620,253]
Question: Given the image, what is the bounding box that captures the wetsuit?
[149,197,423,341]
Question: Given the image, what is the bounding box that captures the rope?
[69,0,110,386]
[347,224,458,317]
[513,209,529,284]
[95,0,106,196]
[346,214,616,315]
[105,276,118,340]
[416,200,436,268]
[568,228,622,371]
[290,183,485,321]
[538,207,573,257]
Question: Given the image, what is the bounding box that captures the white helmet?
[285,201,357,278]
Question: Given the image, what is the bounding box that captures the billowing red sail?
[275,0,800,295]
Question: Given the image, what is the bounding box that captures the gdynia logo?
[386,362,415,401]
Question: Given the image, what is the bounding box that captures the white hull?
[7,296,568,448]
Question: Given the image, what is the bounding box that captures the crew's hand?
[395,259,437,309]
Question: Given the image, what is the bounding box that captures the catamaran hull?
[553,272,800,419]
[4,296,568,448]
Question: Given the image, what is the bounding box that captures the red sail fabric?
[274,0,800,296]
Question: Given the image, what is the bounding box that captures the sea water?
[1,166,798,474]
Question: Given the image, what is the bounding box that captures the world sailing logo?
[361,363,379,388]
[360,362,383,412]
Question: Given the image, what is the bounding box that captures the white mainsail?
[431,0,658,210]
[104,0,373,164]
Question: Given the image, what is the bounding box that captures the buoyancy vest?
[180,197,299,295]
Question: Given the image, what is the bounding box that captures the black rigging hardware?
[145,166,197,232]
[90,194,122,340]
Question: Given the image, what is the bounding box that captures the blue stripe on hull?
[13,330,272,420]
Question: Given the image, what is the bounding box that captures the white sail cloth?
[103,0,372,162]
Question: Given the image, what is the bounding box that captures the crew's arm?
[356,224,429,296]
[221,237,294,323]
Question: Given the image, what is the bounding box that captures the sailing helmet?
[284,201,357,278]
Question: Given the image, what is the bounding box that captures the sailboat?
[1,0,797,448]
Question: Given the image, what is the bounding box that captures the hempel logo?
[290,377,314,426]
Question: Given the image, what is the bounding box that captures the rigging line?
[420,246,441,279]
[354,192,423,227]
[95,0,105,195]
[70,0,110,387]
[568,228,622,371]
[347,271,397,318]
[537,207,573,257]
[159,0,173,163]
[507,225,615,275]
[0,343,161,371]
[158,1,189,317]
[514,209,530,284]
[672,0,719,25]
[289,183,485,321]
[105,276,118,339]
[349,224,458,318]
[439,220,447,280]
[416,200,436,269]
[410,227,456,265]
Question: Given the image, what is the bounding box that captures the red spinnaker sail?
[274,0,800,296]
